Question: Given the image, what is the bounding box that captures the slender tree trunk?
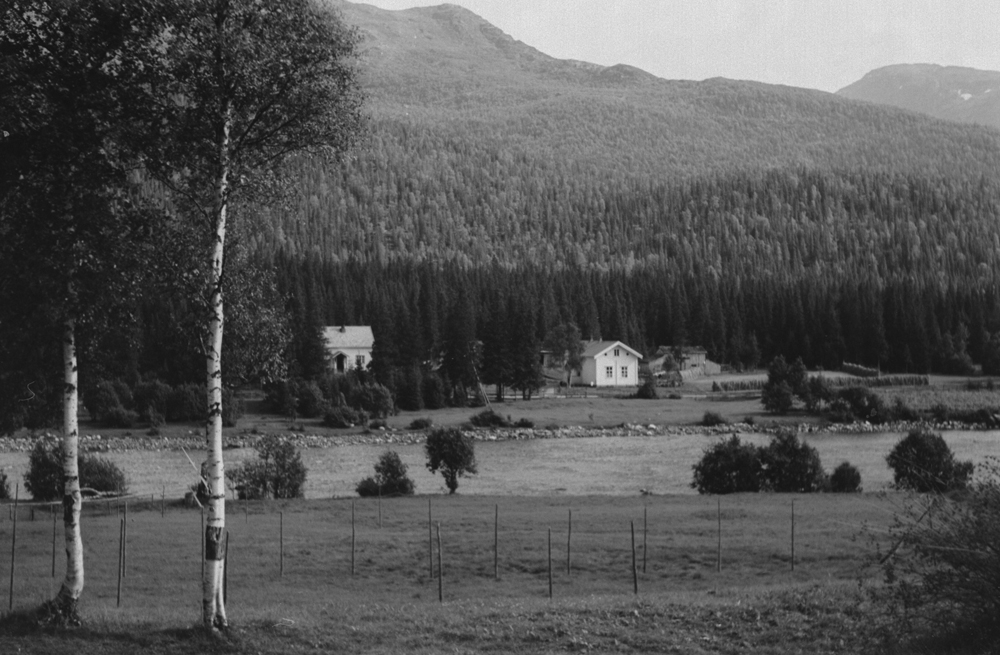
[52,316,83,623]
[202,94,231,634]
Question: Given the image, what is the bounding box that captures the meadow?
[0,493,893,654]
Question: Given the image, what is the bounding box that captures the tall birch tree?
[143,0,362,631]
[0,0,170,623]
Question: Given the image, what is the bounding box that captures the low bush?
[356,450,415,497]
[408,417,433,430]
[84,379,124,423]
[636,379,658,399]
[24,436,127,501]
[351,382,395,419]
[103,406,138,429]
[469,409,510,428]
[701,411,727,427]
[886,428,973,493]
[166,383,204,422]
[760,429,825,492]
[513,418,535,428]
[221,388,244,427]
[691,435,763,494]
[133,380,172,422]
[322,406,369,429]
[874,460,1000,649]
[0,469,9,500]
[829,461,862,492]
[227,435,306,499]
[296,381,328,419]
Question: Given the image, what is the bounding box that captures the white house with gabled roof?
[573,340,643,387]
[323,325,374,373]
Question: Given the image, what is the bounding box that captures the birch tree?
[144,0,362,631]
[0,0,169,623]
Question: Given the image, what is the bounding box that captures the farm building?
[323,325,374,373]
[573,340,643,387]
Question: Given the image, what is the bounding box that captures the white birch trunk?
[54,316,83,621]
[202,78,232,631]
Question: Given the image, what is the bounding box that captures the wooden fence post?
[436,522,443,603]
[51,506,57,578]
[790,499,796,572]
[122,501,128,578]
[280,511,284,577]
[566,509,572,575]
[494,504,499,581]
[116,517,124,608]
[547,528,553,599]
[351,501,356,576]
[631,520,638,595]
[643,506,648,573]
[9,484,19,611]
[428,498,433,579]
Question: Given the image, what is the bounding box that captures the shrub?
[761,380,794,414]
[24,436,127,501]
[103,406,138,429]
[227,435,306,499]
[887,428,974,493]
[0,469,9,500]
[166,383,204,422]
[469,409,510,428]
[322,406,369,429]
[296,380,328,418]
[422,371,448,410]
[351,382,395,419]
[84,379,124,423]
[133,380,172,421]
[356,450,415,497]
[691,435,763,494]
[873,460,1000,649]
[701,411,727,427]
[408,417,433,430]
[636,378,658,399]
[395,366,423,412]
[221,387,244,428]
[836,386,889,423]
[513,418,534,428]
[425,427,478,494]
[829,461,862,492]
[760,429,825,492]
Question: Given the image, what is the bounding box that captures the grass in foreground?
[0,493,985,653]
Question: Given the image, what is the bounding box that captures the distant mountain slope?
[837,64,1000,131]
[329,1,1000,181]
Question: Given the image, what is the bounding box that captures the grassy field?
[0,493,905,653]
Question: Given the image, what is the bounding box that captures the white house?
[573,340,643,387]
[323,326,374,373]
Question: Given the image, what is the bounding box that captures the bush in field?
[356,450,415,497]
[166,383,204,422]
[829,461,862,492]
[408,417,433,430]
[886,428,973,493]
[425,427,478,494]
[760,429,825,492]
[322,406,369,428]
[227,435,306,499]
[469,408,510,428]
[836,386,889,423]
[0,469,9,500]
[636,378,658,399]
[351,382,395,419]
[103,405,138,429]
[761,380,794,414]
[24,436,127,501]
[133,379,172,422]
[513,417,534,428]
[691,435,763,494]
[701,411,727,427]
[84,379,124,423]
[874,460,1000,649]
[296,380,328,418]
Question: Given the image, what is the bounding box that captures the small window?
[621,365,629,378]
[614,348,620,357]
[605,366,613,378]
[356,355,366,368]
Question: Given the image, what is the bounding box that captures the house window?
[356,355,366,368]
[621,365,629,378]
[614,348,620,357]
[605,366,613,378]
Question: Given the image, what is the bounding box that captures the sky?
[357,0,1000,92]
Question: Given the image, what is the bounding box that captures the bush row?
[714,374,929,393]
[264,371,394,426]
[82,378,244,428]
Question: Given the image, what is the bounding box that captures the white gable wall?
[573,345,641,386]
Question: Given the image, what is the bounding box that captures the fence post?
[566,509,572,575]
[790,499,795,572]
[547,528,553,599]
[716,498,722,573]
[436,522,443,603]
[122,501,128,578]
[642,505,648,573]
[51,506,57,578]
[351,501,356,576]
[116,517,124,608]
[280,511,284,577]
[428,498,433,579]
[494,504,499,581]
[631,520,638,595]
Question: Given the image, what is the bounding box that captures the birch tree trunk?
[202,72,232,631]
[53,316,83,623]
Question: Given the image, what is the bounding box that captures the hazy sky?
[357,0,1000,92]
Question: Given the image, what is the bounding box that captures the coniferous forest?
[6,0,1000,429]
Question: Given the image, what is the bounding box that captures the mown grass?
[0,493,906,653]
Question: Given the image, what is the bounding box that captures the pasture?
[0,493,890,654]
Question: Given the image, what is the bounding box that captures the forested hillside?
[838,64,1000,132]
[229,1,1000,383]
